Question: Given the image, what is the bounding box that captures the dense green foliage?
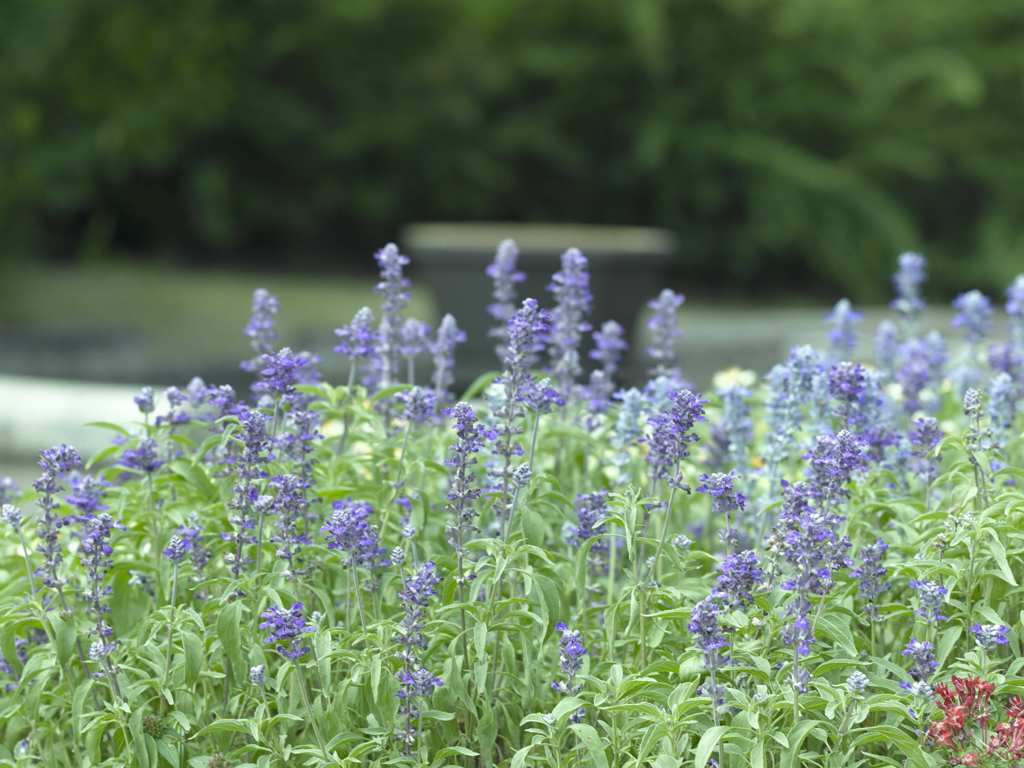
[2,257,1024,767]
[3,0,1023,296]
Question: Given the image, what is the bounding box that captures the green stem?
[296,664,329,759]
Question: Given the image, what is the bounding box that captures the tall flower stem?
[647,483,679,583]
[165,563,179,676]
[295,664,329,758]
[16,528,37,598]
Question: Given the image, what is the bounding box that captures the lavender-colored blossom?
[547,248,593,394]
[161,377,238,427]
[850,538,889,621]
[891,252,927,319]
[225,407,271,577]
[646,389,707,490]
[551,622,588,722]
[134,387,155,415]
[1,504,23,531]
[253,347,321,399]
[896,333,946,413]
[611,388,649,458]
[268,474,312,575]
[698,471,746,548]
[486,239,525,359]
[242,289,279,372]
[163,535,189,563]
[988,372,1018,447]
[875,320,899,379]
[395,561,443,749]
[374,243,412,387]
[120,438,163,474]
[431,314,466,402]
[250,664,266,686]
[972,623,1010,649]
[490,299,553,527]
[901,637,937,682]
[520,377,565,414]
[828,361,867,426]
[717,384,753,472]
[565,491,610,577]
[773,476,852,682]
[399,318,431,359]
[847,671,869,693]
[587,321,629,412]
[646,289,685,377]
[805,430,868,508]
[763,364,799,481]
[397,561,442,656]
[34,444,82,590]
[988,342,1021,381]
[908,416,943,488]
[80,512,118,656]
[259,602,312,660]
[689,596,728,704]
[1008,274,1024,351]
[0,476,18,507]
[713,550,763,608]
[952,290,993,344]
[445,403,492,565]
[826,298,862,361]
[172,521,209,577]
[394,386,438,425]
[321,499,388,570]
[908,579,947,625]
[65,473,110,519]
[590,320,628,378]
[334,306,379,386]
[786,345,829,434]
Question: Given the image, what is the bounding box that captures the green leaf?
[570,723,609,768]
[782,720,821,768]
[985,529,1018,586]
[510,745,534,768]
[460,371,499,401]
[694,725,728,768]
[217,600,245,687]
[550,696,585,724]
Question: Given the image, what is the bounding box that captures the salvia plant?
[1,250,1024,768]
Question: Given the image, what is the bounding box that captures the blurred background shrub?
[2,0,1022,300]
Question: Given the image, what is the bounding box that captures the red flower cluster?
[990,696,1024,761]
[925,677,1024,766]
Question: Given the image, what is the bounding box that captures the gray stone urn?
[402,222,676,388]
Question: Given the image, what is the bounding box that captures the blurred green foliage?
[2,0,1022,299]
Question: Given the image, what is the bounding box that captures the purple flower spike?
[486,239,525,360]
[395,386,438,425]
[335,307,379,359]
[972,623,1010,649]
[826,298,862,361]
[714,549,763,608]
[901,637,937,682]
[242,289,279,372]
[891,252,927,318]
[646,388,707,490]
[850,538,889,621]
[551,622,588,722]
[547,248,593,395]
[908,579,947,625]
[952,290,993,344]
[431,314,466,402]
[321,499,388,570]
[647,289,685,377]
[259,602,313,660]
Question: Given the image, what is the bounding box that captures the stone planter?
[403,222,676,388]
